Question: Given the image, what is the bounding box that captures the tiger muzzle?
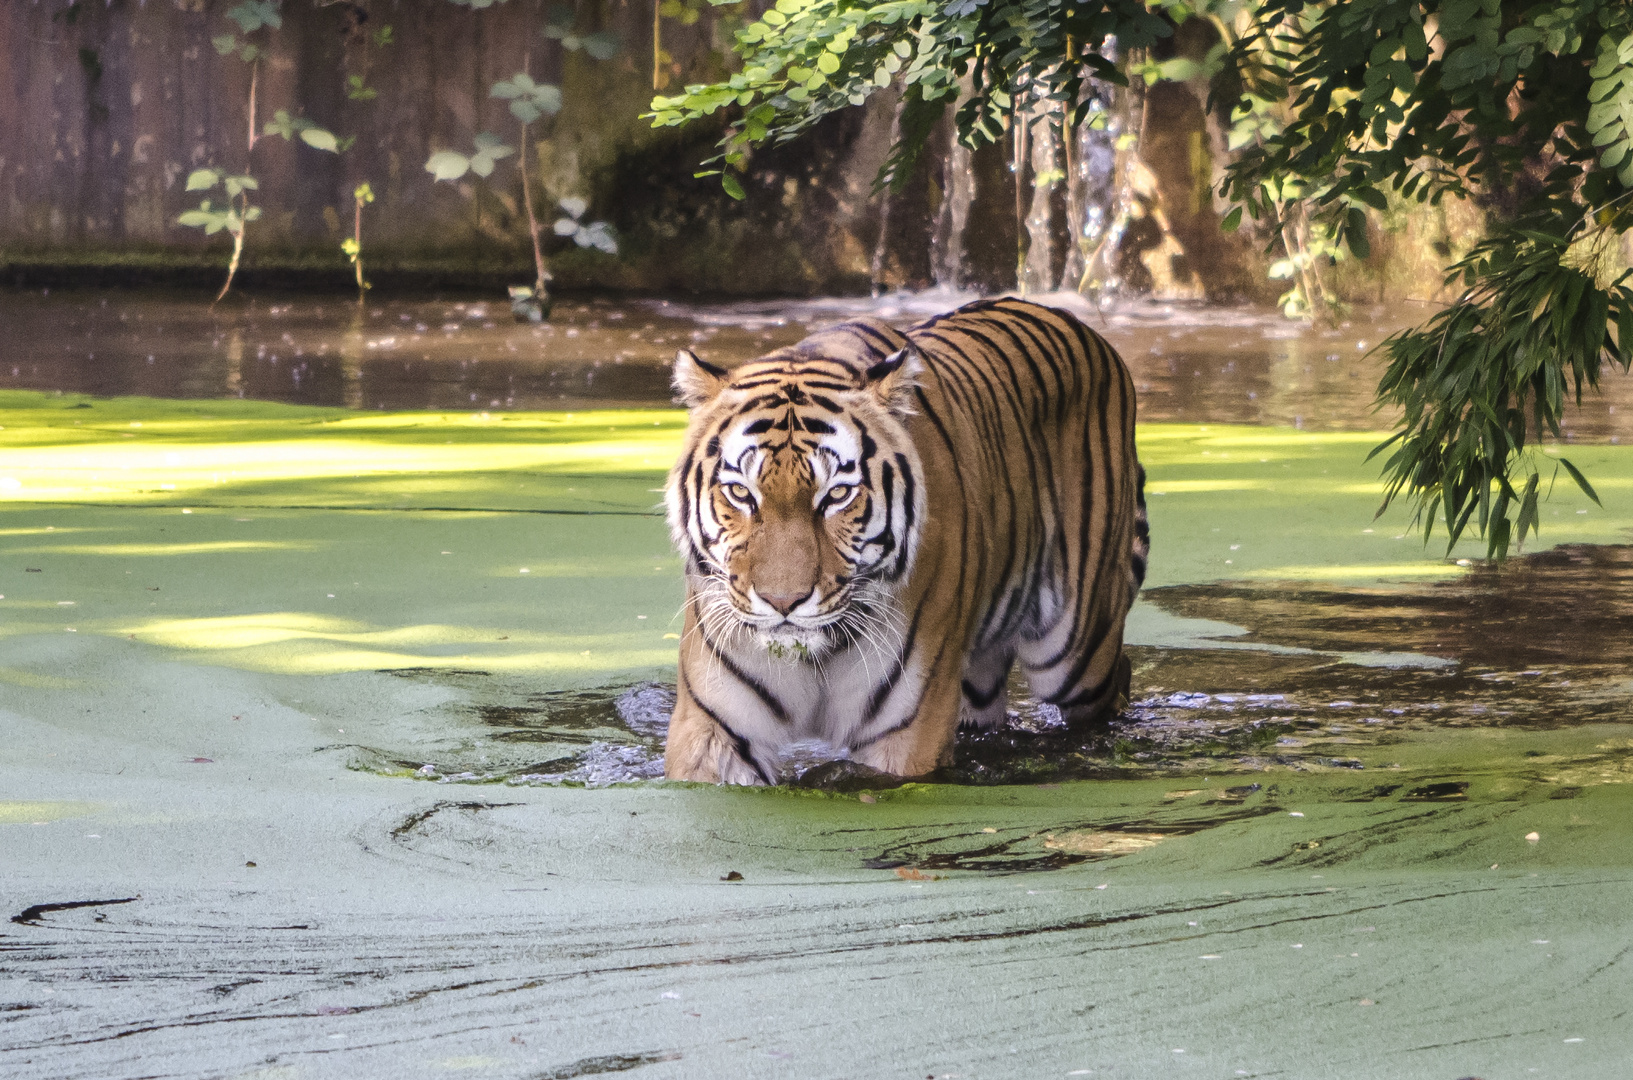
[742,509,821,621]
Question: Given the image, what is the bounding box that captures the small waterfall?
[929,123,975,290]
[866,53,1220,302]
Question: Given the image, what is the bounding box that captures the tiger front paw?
[664,715,771,786]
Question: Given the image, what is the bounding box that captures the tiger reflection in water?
[664,297,1148,784]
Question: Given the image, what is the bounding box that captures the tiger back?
[665,296,1148,784]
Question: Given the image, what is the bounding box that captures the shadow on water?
[352,545,1633,796]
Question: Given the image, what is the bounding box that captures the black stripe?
[961,676,1005,709]
[847,320,909,355]
[862,588,927,724]
[680,669,771,785]
[859,459,898,561]
[699,625,791,723]
[893,451,915,578]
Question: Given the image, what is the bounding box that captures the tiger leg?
[664,668,774,785]
[958,647,1016,731]
[1016,623,1130,730]
[1058,645,1131,729]
[848,671,964,778]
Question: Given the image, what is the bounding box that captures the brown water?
[7,287,1632,440]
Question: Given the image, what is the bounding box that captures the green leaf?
[185,169,221,192]
[226,1,281,35]
[579,221,618,254]
[299,128,340,153]
[263,109,315,141]
[1557,457,1602,505]
[177,205,225,230]
[213,34,239,56]
[721,173,745,200]
[467,134,515,178]
[581,32,620,60]
[1515,471,1540,548]
[424,151,472,182]
[1346,207,1371,259]
[535,85,563,114]
[1220,206,1243,232]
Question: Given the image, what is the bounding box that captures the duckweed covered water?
[5,292,1633,1078]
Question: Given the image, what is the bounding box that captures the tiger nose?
[759,589,810,615]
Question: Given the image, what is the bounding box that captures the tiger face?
[667,345,926,660]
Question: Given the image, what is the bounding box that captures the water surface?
[358,544,1633,791]
[9,287,1632,439]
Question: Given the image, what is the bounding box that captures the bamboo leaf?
[1557,457,1602,505]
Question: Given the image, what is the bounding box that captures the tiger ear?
[672,349,728,408]
[864,346,924,416]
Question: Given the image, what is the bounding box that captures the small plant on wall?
[427,3,621,321]
[177,1,343,303]
[425,76,618,321]
[342,182,375,300]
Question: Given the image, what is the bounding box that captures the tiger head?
[667,343,927,660]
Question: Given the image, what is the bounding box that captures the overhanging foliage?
[651,0,1633,558]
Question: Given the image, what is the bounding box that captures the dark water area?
[9,287,1633,439]
[361,545,1633,792]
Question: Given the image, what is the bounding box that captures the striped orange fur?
[664,297,1148,784]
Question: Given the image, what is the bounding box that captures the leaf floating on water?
[720,870,743,882]
[894,867,941,881]
[1042,831,1164,855]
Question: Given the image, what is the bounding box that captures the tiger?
[664,296,1149,785]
